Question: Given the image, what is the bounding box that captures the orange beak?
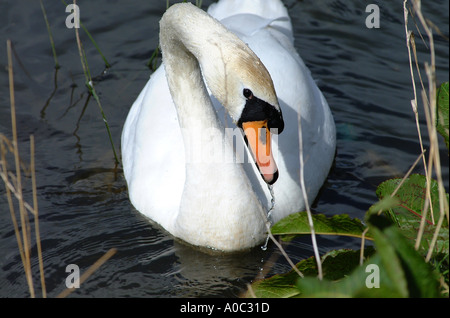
[242,120,278,185]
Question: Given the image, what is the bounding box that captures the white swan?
[121,0,336,252]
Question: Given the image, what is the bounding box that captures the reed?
[403,0,449,263]
[0,40,46,298]
[298,112,322,279]
[60,0,111,68]
[40,0,118,163]
[2,37,117,297]
[40,0,59,69]
[69,0,119,164]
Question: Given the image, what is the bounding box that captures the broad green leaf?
[295,215,441,298]
[367,214,441,298]
[321,248,376,281]
[436,81,449,150]
[375,174,449,256]
[250,175,447,298]
[246,273,302,298]
[367,196,399,215]
[366,215,408,297]
[271,212,372,240]
[245,256,313,298]
[296,254,403,298]
[245,248,375,298]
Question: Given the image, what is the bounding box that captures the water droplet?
[261,235,270,251]
[260,184,276,250]
[267,184,275,222]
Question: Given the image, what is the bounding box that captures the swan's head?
[200,37,284,185]
[237,87,283,185]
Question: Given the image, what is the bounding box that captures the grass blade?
[40,0,60,69]
[61,0,111,68]
[72,0,119,164]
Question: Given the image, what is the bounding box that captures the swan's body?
[121,0,336,251]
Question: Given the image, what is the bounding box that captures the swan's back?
[208,0,291,26]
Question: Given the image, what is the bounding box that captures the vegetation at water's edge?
[246,81,449,298]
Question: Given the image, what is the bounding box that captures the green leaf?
[249,174,447,298]
[375,174,449,256]
[295,215,441,298]
[245,256,314,298]
[296,254,404,298]
[295,216,409,298]
[271,212,372,240]
[366,215,408,297]
[367,196,400,216]
[436,81,449,150]
[366,214,441,298]
[246,248,375,298]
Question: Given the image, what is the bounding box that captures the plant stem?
[298,112,322,280]
[61,0,111,68]
[40,0,60,69]
[73,0,120,165]
[30,135,47,298]
[7,39,35,298]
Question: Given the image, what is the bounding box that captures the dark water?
[0,0,448,298]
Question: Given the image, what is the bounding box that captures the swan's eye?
[243,88,253,99]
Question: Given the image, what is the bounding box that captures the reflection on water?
[0,0,448,297]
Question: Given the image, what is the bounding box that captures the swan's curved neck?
[158,4,267,248]
[160,5,225,128]
[159,4,247,179]
[159,4,229,165]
